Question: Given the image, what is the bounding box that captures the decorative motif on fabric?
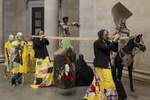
[83,70,118,100]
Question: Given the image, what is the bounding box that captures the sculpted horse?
[112,34,146,92]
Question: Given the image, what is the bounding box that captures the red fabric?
[89,84,96,92]
[64,72,74,81]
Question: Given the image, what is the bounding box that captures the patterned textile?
[9,40,34,74]
[21,41,35,73]
[83,68,118,100]
[34,57,54,87]
[9,40,23,74]
[4,41,13,72]
[60,39,73,49]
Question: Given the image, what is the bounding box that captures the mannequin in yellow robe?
[22,41,35,73]
[10,32,28,86]
[4,34,14,78]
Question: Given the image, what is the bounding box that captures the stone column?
[61,0,80,54]
[44,0,58,58]
[79,0,96,62]
[12,0,26,34]
[0,0,4,62]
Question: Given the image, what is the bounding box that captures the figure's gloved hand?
[113,34,120,42]
[72,22,80,27]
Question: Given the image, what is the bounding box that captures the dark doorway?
[32,7,44,35]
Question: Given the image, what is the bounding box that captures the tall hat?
[112,2,132,27]
[16,32,23,39]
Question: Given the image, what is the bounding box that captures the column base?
[0,49,4,63]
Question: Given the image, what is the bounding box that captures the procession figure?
[32,30,53,88]
[59,17,79,37]
[54,39,76,89]
[116,19,130,37]
[75,54,94,86]
[9,32,26,87]
[22,40,35,73]
[4,34,14,78]
[83,29,119,100]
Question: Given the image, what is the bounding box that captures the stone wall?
[3,0,13,42]
[2,0,150,78]
[4,0,27,41]
[79,0,150,77]
[0,0,4,60]
[60,0,80,53]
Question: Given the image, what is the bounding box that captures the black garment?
[75,58,87,72]
[11,73,22,86]
[75,59,94,86]
[33,38,49,59]
[14,46,23,65]
[114,80,127,100]
[93,39,118,68]
[35,78,43,85]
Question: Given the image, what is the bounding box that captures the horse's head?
[122,34,146,54]
[134,34,146,52]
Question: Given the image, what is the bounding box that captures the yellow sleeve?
[4,42,9,62]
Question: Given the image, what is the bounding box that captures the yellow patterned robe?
[4,41,13,72]
[31,57,53,88]
[20,41,35,73]
[83,68,118,100]
[9,40,35,74]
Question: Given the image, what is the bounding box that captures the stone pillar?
[0,0,4,62]
[4,0,26,42]
[44,0,58,58]
[79,0,96,62]
[61,0,80,54]
[12,0,26,34]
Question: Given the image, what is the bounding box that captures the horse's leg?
[111,63,116,80]
[115,55,123,81]
[114,57,128,100]
[128,62,134,92]
[117,65,123,81]
[112,54,118,80]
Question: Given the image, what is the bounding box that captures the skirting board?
[0,55,4,63]
[123,68,150,83]
[87,61,150,83]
